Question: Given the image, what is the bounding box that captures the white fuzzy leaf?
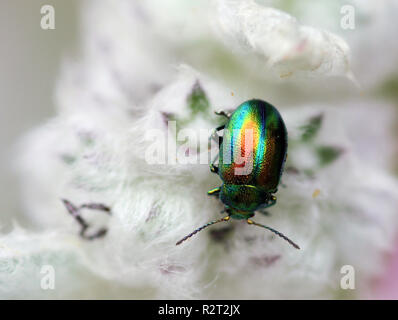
[216,0,353,79]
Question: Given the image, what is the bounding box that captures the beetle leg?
[207,187,221,197]
[209,148,220,174]
[209,124,225,174]
[260,195,276,208]
[268,195,277,207]
[62,199,111,240]
[209,124,225,145]
[210,163,219,174]
[257,195,276,215]
[210,159,219,174]
[215,110,231,119]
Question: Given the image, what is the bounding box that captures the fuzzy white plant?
[216,0,353,79]
[2,0,398,299]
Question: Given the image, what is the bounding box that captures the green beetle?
[176,99,299,249]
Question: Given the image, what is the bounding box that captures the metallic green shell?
[219,99,287,193]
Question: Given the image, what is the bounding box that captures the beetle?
[176,99,300,249]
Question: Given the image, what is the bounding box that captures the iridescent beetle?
[176,99,300,249]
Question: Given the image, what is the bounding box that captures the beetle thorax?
[220,183,269,213]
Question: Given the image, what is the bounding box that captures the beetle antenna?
[247,219,300,249]
[176,216,230,245]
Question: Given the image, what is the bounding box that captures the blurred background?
[1,0,398,299]
[0,0,78,226]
